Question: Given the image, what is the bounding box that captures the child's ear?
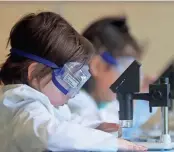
[89,55,105,78]
[28,62,38,81]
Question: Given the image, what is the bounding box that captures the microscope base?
[135,142,174,150]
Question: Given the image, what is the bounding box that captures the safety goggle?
[10,48,91,98]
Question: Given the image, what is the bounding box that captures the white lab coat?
[68,91,119,124]
[0,84,118,152]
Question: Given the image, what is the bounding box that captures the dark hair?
[82,16,143,93]
[82,16,142,57]
[0,12,95,85]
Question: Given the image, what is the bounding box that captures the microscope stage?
[135,142,174,151]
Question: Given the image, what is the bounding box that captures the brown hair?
[82,16,143,58]
[0,12,95,85]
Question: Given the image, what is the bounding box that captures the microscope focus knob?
[152,90,163,100]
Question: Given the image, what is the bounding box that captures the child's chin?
[52,97,70,106]
[106,92,117,101]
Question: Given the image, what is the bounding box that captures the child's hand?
[117,138,147,151]
[96,122,120,132]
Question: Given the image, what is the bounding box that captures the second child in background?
[68,16,158,139]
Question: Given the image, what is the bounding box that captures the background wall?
[0,2,174,75]
[0,1,174,128]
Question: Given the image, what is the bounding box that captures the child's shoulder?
[0,84,53,110]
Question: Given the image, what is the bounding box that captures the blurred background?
[0,1,174,128]
[0,2,174,75]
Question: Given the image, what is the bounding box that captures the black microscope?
[110,60,174,150]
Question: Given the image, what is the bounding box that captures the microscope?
[110,60,174,150]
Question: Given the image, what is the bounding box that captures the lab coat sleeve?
[68,91,103,128]
[13,101,118,152]
[69,105,103,128]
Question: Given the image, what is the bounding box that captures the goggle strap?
[101,52,118,66]
[52,72,68,95]
[10,48,59,69]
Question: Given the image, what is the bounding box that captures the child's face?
[90,55,119,102]
[41,80,70,106]
[95,64,119,102]
[30,71,70,106]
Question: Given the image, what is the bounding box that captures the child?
[68,16,158,139]
[0,12,146,152]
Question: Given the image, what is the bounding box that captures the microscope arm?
[133,93,150,101]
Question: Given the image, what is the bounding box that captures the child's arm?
[57,104,120,133]
[12,102,146,152]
